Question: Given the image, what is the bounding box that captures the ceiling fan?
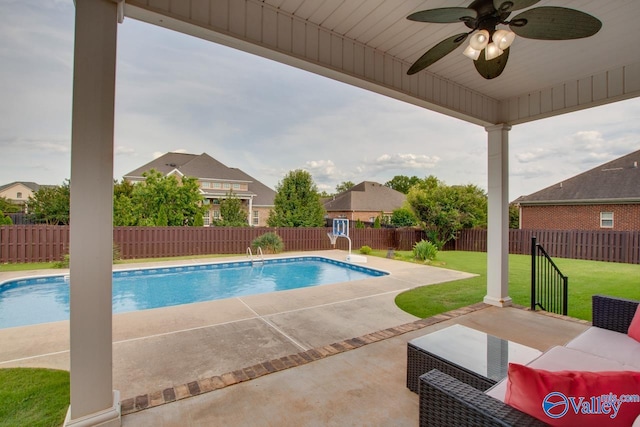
[406,0,602,79]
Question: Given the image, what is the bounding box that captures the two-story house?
[0,181,44,212]
[123,152,276,226]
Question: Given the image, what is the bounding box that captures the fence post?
[530,236,536,311]
[562,276,568,316]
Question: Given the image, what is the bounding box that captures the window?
[213,210,220,220]
[213,182,221,189]
[252,210,259,226]
[16,192,22,199]
[600,212,614,228]
[223,183,231,189]
[201,182,211,188]
[233,183,240,190]
[212,199,220,205]
[203,210,210,226]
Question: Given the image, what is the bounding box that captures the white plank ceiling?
[124,0,640,126]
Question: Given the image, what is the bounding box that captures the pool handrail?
[246,247,265,265]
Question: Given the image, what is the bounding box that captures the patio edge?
[119,303,590,416]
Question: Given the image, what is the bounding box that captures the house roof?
[516,149,640,205]
[123,152,276,206]
[124,152,251,182]
[0,181,43,193]
[324,181,406,212]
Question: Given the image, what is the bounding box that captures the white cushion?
[566,326,640,369]
[485,345,629,402]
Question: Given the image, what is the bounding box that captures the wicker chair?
[418,295,640,427]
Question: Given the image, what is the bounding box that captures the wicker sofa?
[418,295,640,426]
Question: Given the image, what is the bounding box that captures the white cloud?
[366,153,440,172]
[115,145,135,155]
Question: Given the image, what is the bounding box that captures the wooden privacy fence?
[0,225,426,263]
[3,225,639,264]
[449,228,640,264]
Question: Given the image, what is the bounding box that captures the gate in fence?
[531,236,568,316]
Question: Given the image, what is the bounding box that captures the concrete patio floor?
[0,250,591,426]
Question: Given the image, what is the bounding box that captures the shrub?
[373,216,381,229]
[390,207,418,227]
[359,245,372,255]
[355,219,365,229]
[53,254,70,269]
[252,232,284,254]
[413,239,438,262]
[0,211,12,225]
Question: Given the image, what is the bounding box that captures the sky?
[1,1,639,202]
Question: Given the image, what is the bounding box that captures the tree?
[28,181,70,225]
[216,191,248,226]
[509,204,520,229]
[390,207,418,227]
[267,169,325,227]
[0,211,12,225]
[335,181,355,193]
[113,193,136,226]
[130,170,205,226]
[113,179,136,226]
[406,175,487,248]
[0,197,21,213]
[384,175,421,194]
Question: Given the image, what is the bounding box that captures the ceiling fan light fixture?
[485,42,504,60]
[469,29,490,50]
[492,29,516,50]
[463,45,482,60]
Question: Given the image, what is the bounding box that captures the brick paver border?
[120,303,590,415]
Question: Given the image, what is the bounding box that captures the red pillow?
[628,305,640,342]
[505,363,640,427]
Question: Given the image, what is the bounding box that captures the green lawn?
[0,368,69,427]
[387,250,640,321]
[0,253,240,273]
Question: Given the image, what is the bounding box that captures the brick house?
[123,152,275,226]
[516,149,640,231]
[323,181,406,224]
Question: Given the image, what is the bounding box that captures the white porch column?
[66,0,120,426]
[248,196,254,226]
[483,124,512,308]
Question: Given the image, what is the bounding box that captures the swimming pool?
[0,256,387,329]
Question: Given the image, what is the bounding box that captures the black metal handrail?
[531,236,568,315]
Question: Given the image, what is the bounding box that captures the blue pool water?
[0,257,387,329]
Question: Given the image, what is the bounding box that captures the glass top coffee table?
[406,324,542,393]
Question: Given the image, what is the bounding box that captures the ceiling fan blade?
[493,0,540,13]
[407,8,477,24]
[407,33,468,75]
[509,7,602,40]
[474,47,510,80]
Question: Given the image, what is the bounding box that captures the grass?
[384,250,640,321]
[0,253,241,273]
[0,262,58,272]
[0,368,69,427]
